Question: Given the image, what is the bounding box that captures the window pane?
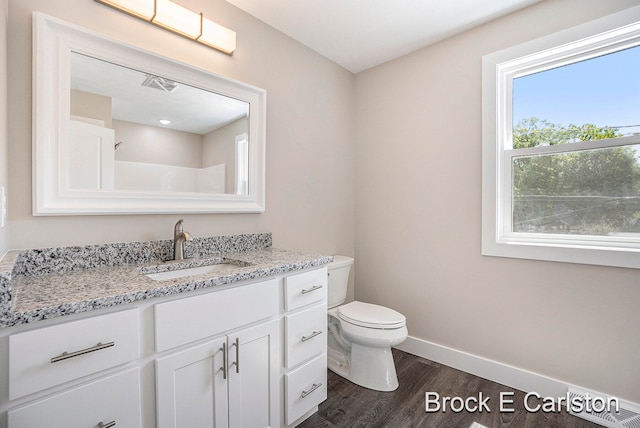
[512,45,640,149]
[512,145,640,235]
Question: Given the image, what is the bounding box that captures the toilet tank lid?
[329,255,354,269]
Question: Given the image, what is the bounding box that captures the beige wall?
[70,89,112,128]
[6,0,355,279]
[0,0,7,255]
[203,117,248,192]
[355,0,640,404]
[113,120,203,168]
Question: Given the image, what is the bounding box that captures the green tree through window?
[512,118,640,235]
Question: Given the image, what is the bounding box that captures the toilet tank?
[327,255,354,308]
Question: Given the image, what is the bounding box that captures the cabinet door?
[228,320,280,428]
[156,336,229,428]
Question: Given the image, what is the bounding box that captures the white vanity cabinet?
[282,268,328,426]
[156,320,280,428]
[154,279,281,428]
[0,265,329,428]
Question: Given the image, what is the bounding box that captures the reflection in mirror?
[69,52,250,195]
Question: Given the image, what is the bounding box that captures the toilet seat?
[337,301,405,329]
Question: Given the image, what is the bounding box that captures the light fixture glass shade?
[199,17,236,54]
[152,0,201,39]
[95,0,155,20]
[95,0,236,55]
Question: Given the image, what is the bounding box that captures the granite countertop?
[0,233,332,328]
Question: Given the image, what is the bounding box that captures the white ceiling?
[71,52,249,134]
[225,0,542,73]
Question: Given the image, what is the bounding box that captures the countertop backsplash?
[11,233,273,276]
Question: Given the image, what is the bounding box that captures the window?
[482,6,640,269]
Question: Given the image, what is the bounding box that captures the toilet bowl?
[326,256,408,392]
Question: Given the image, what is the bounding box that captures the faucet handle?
[174,219,184,233]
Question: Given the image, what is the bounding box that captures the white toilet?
[326,255,408,391]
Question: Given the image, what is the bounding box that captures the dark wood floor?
[299,349,600,428]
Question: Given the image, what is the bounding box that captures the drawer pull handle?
[98,421,116,428]
[50,341,115,363]
[230,337,240,374]
[301,330,322,342]
[301,284,323,295]
[220,342,228,379]
[301,383,322,398]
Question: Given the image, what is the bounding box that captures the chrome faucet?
[173,219,192,261]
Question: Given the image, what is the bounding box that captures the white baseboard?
[395,335,639,409]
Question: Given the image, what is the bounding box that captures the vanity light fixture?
[94,0,236,54]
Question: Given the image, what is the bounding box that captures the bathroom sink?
[144,260,248,281]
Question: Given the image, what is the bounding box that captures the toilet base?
[327,343,399,392]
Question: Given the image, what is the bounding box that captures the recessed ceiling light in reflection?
[158,119,172,125]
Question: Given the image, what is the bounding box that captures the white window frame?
[482,6,640,269]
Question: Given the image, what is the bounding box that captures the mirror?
[33,12,266,215]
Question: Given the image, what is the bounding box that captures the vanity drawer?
[284,268,327,311]
[8,367,141,428]
[9,309,140,400]
[285,303,327,369]
[154,278,280,352]
[284,354,327,425]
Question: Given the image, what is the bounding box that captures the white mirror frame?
[33,12,266,215]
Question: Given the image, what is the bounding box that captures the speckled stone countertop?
[0,233,332,328]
